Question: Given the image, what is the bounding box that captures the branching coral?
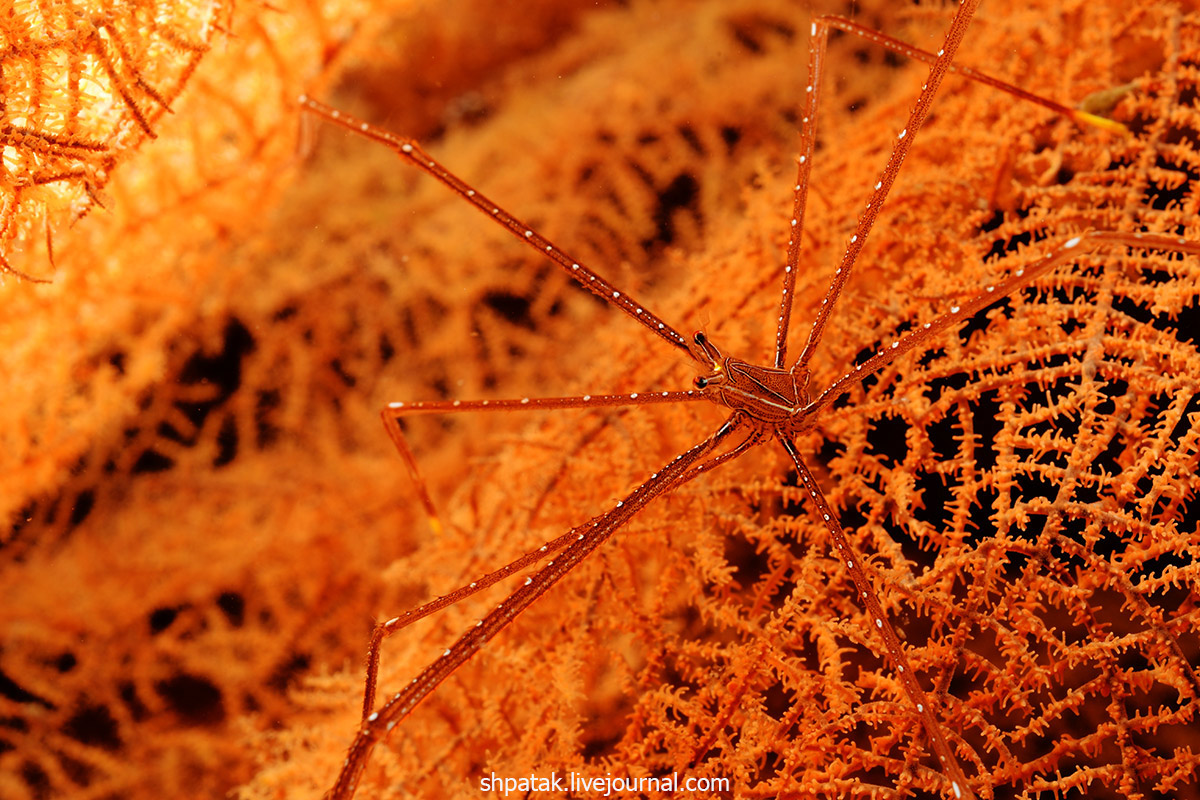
[1,1,1198,799]
[0,0,231,277]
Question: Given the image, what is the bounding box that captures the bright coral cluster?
[2,1,1198,799]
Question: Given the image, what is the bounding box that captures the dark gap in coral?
[677,124,704,155]
[214,414,237,467]
[759,682,791,723]
[1139,548,1191,586]
[119,681,150,722]
[482,290,536,331]
[62,703,122,751]
[913,471,955,535]
[131,449,173,474]
[148,606,182,635]
[723,533,770,592]
[255,389,282,447]
[728,22,763,53]
[958,296,1014,346]
[58,749,97,786]
[644,173,700,251]
[329,357,357,388]
[1169,393,1200,444]
[578,727,623,761]
[720,125,741,154]
[2,501,39,553]
[216,592,245,628]
[20,760,51,800]
[980,219,1047,265]
[917,345,946,368]
[925,410,959,466]
[68,489,94,528]
[1143,154,1195,211]
[724,14,794,56]
[378,331,396,364]
[1173,296,1199,349]
[156,673,225,726]
[178,317,256,429]
[267,653,312,695]
[0,669,54,709]
[864,412,908,470]
[963,486,999,549]
[157,417,191,446]
[817,437,846,468]
[928,369,972,401]
[978,207,1005,235]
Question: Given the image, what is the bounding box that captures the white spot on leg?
[1065,236,1082,248]
[953,781,962,798]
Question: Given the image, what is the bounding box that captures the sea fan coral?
[0,0,228,277]
[2,1,1198,799]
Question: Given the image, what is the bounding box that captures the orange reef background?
[2,1,1198,799]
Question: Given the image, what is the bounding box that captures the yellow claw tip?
[1073,110,1132,138]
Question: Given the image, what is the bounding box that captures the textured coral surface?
[2,1,1198,799]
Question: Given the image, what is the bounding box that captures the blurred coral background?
[3,1,1198,799]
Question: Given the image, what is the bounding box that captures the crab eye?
[693,331,707,345]
[694,376,708,389]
